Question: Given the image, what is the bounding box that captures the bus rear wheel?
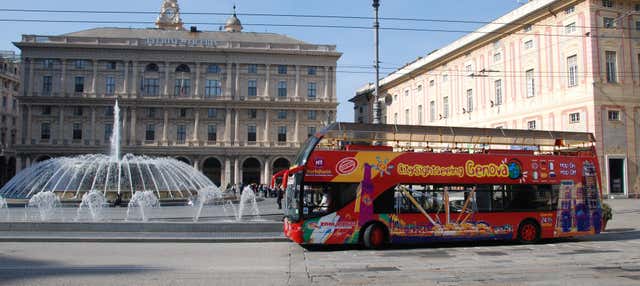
[363,223,388,249]
[518,220,540,243]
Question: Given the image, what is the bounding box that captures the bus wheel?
[518,220,540,243]
[363,223,387,249]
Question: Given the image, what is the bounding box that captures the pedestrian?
[277,187,284,209]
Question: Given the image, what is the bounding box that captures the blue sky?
[0,0,522,122]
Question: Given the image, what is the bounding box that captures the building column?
[58,106,64,142]
[27,59,34,96]
[90,107,96,145]
[130,108,137,145]
[263,64,270,98]
[25,105,32,144]
[225,108,232,144]
[295,65,301,100]
[225,62,233,98]
[193,159,200,171]
[91,59,98,96]
[122,61,129,95]
[294,110,300,144]
[194,62,201,99]
[235,63,240,99]
[131,61,138,98]
[162,108,169,144]
[192,109,200,142]
[60,59,67,96]
[25,157,31,169]
[224,157,231,188]
[164,62,170,97]
[234,109,239,145]
[234,157,240,185]
[324,66,329,100]
[16,156,22,171]
[263,158,271,185]
[263,110,270,144]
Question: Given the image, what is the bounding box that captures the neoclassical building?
[15,0,340,187]
[353,0,640,197]
[0,51,19,186]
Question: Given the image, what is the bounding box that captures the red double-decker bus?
[280,123,603,248]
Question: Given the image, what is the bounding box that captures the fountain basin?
[0,221,283,233]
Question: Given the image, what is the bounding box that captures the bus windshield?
[284,171,302,221]
[293,135,320,167]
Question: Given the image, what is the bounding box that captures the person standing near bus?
[277,187,283,209]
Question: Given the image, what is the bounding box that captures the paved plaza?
[0,199,638,285]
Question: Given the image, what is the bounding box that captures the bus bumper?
[284,218,304,243]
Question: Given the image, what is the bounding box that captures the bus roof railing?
[319,122,595,147]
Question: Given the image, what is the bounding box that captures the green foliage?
[602,203,613,221]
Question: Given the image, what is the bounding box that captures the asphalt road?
[0,199,638,286]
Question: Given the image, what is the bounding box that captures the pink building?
[351,0,640,197]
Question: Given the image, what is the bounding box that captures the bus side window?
[492,186,505,211]
[373,186,395,214]
[475,185,492,212]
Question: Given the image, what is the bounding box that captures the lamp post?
[372,0,381,124]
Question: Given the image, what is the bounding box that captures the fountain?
[0,195,7,220]
[126,191,160,222]
[75,191,108,222]
[27,191,60,221]
[238,186,261,220]
[0,100,262,222]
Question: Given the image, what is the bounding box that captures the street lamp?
[372,0,381,124]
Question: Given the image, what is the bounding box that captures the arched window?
[175,64,191,73]
[145,63,159,72]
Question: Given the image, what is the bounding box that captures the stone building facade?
[0,51,19,186]
[15,0,340,187]
[352,0,640,197]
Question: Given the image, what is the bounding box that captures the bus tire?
[517,219,540,243]
[363,223,388,249]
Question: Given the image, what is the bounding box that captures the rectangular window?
[43,59,55,69]
[278,65,287,74]
[636,21,640,31]
[42,76,52,95]
[526,69,535,97]
[106,61,117,70]
[145,124,155,141]
[604,17,615,28]
[105,76,116,95]
[524,40,534,49]
[73,106,83,116]
[248,109,257,119]
[74,60,87,69]
[179,108,187,118]
[205,79,222,98]
[147,107,156,118]
[104,106,113,116]
[417,105,423,125]
[247,64,257,74]
[42,106,51,115]
[602,0,613,7]
[174,79,191,97]
[465,65,472,73]
[207,64,221,74]
[527,120,536,130]
[176,125,186,144]
[567,55,578,87]
[565,22,576,34]
[404,108,410,124]
[308,66,317,75]
[443,97,449,118]
[493,52,502,62]
[74,76,85,93]
[307,110,317,120]
[278,126,287,142]
[417,85,422,94]
[73,123,82,140]
[606,51,617,83]
[429,80,435,86]
[523,25,532,32]
[466,89,473,113]
[494,80,503,106]
[565,5,575,14]
[608,110,621,121]
[247,80,257,97]
[569,112,581,124]
[442,74,448,82]
[430,100,435,122]
[142,78,160,96]
[207,125,217,142]
[247,125,257,142]
[278,81,287,97]
[104,123,113,141]
[207,108,217,118]
[393,113,398,125]
[277,110,287,119]
[307,82,317,99]
[41,123,50,140]
[404,89,409,97]
[307,126,316,138]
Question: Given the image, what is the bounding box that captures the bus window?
[502,184,559,211]
[447,186,476,213]
[373,186,395,214]
[302,182,358,218]
[492,186,506,211]
[475,185,492,212]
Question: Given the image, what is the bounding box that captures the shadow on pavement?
[0,255,165,283]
